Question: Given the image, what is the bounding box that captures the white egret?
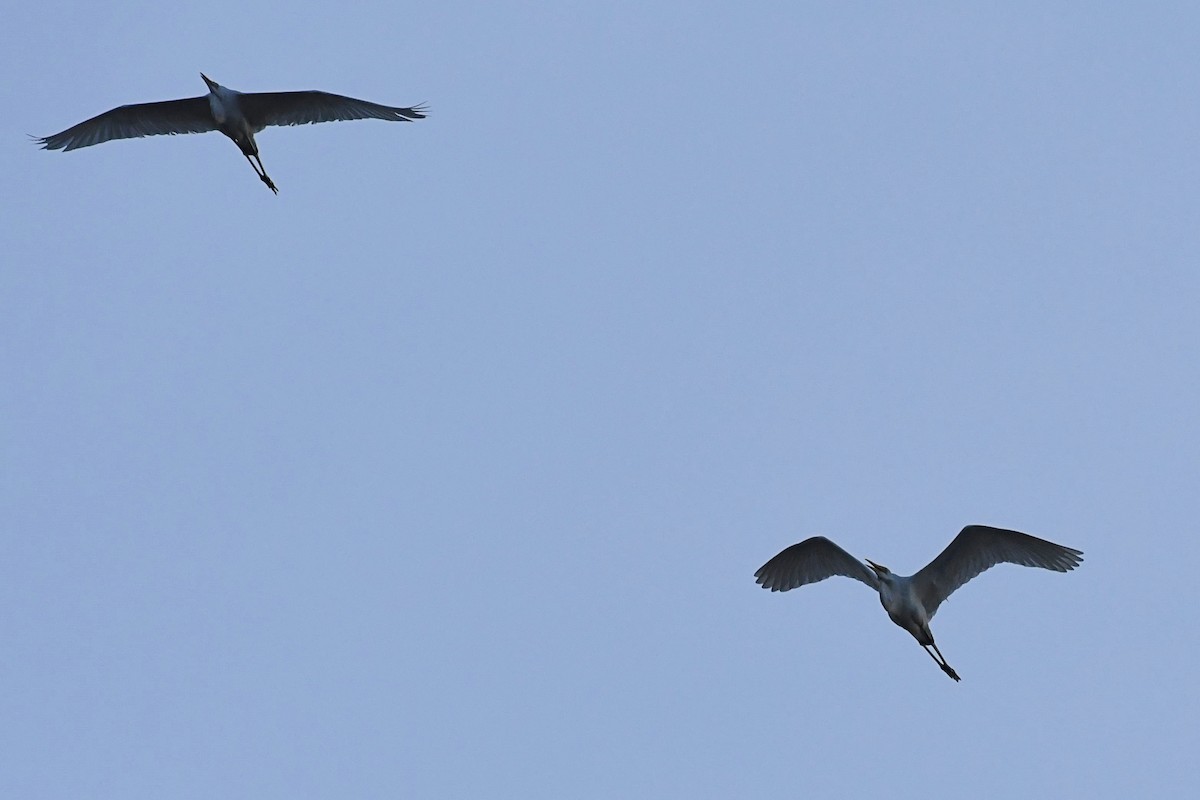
[36,74,427,194]
[754,525,1083,681]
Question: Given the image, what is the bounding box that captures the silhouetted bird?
[755,525,1083,681]
[37,74,426,193]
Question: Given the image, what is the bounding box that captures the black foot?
[261,174,279,194]
[941,663,961,682]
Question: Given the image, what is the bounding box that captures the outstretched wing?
[913,525,1083,618]
[755,536,880,592]
[36,97,214,151]
[239,91,427,130]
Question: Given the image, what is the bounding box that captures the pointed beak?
[865,559,885,575]
[201,73,216,91]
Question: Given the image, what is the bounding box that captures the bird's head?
[865,559,892,581]
[200,73,219,92]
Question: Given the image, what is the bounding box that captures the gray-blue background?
[5,2,1196,797]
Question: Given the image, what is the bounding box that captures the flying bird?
[36,74,427,194]
[754,525,1083,681]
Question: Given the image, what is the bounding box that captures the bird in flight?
[36,74,427,194]
[754,525,1083,681]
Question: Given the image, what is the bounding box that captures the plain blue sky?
[4,2,1198,797]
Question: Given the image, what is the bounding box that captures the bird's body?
[876,572,931,643]
[754,525,1083,681]
[36,74,427,193]
[207,81,256,149]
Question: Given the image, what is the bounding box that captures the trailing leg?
[922,642,960,682]
[243,153,278,194]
